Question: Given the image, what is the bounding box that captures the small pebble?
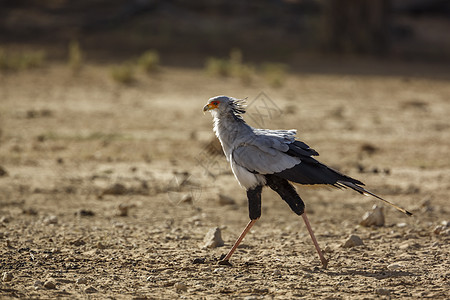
[76,277,88,284]
[43,215,58,225]
[375,288,390,296]
[2,272,13,282]
[0,216,10,223]
[181,194,193,204]
[213,268,225,273]
[96,242,106,249]
[343,235,364,248]
[387,263,403,271]
[174,282,187,292]
[360,205,385,227]
[192,257,205,264]
[0,166,8,177]
[85,286,98,293]
[34,280,43,287]
[77,209,95,217]
[433,225,450,236]
[118,203,129,216]
[202,227,224,248]
[103,183,127,195]
[43,280,56,289]
[272,269,282,276]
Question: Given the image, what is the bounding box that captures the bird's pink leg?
[301,212,328,268]
[219,219,257,264]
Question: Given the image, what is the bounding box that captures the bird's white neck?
[212,110,251,160]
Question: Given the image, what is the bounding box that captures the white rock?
[360,205,385,227]
[181,194,193,204]
[343,235,364,248]
[387,262,403,271]
[43,215,58,225]
[202,227,224,248]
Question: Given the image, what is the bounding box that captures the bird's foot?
[321,258,329,269]
[218,259,232,266]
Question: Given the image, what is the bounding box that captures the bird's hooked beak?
[203,102,219,114]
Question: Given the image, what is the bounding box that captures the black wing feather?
[277,139,364,186]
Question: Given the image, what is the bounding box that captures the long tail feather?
[338,181,413,216]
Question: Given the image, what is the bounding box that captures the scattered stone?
[96,242,107,249]
[0,216,10,223]
[203,227,224,248]
[76,277,88,284]
[70,238,86,246]
[181,194,193,204]
[85,286,98,293]
[5,239,14,248]
[272,269,282,276]
[174,282,187,292]
[0,166,8,177]
[433,221,450,236]
[375,288,390,296]
[360,143,378,155]
[399,242,420,250]
[2,272,13,282]
[77,209,95,217]
[213,268,225,273]
[419,199,433,213]
[43,280,56,289]
[218,194,236,206]
[387,263,403,271]
[360,205,385,227]
[103,183,127,196]
[433,225,450,236]
[43,215,58,225]
[22,208,38,215]
[34,280,43,287]
[397,222,407,228]
[118,203,130,216]
[192,257,206,264]
[343,235,364,248]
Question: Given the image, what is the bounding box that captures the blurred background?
[1,0,450,66]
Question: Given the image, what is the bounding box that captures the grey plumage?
[203,95,412,216]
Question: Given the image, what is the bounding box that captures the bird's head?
[203,95,246,117]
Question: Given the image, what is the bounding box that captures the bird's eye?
[213,101,219,105]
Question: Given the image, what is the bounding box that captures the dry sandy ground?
[0,63,449,299]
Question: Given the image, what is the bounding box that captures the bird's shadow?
[318,268,416,279]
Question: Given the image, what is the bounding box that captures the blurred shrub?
[235,64,255,85]
[205,57,231,77]
[138,50,160,73]
[262,63,287,88]
[110,64,135,85]
[68,40,83,74]
[0,49,46,71]
[205,49,255,85]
